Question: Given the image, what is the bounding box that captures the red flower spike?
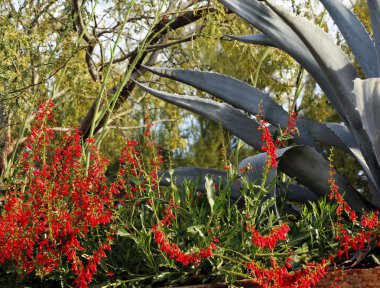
[151,201,217,266]
[247,223,290,250]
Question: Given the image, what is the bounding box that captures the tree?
[0,0,220,176]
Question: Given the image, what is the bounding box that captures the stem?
[251,48,270,87]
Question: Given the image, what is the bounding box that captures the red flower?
[247,223,290,250]
[151,200,218,266]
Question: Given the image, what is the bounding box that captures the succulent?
[137,0,380,213]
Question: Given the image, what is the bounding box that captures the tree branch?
[72,0,99,81]
[79,5,214,139]
[100,34,198,70]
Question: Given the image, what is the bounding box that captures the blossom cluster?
[257,118,278,169]
[151,200,218,266]
[284,111,299,137]
[327,162,357,222]
[118,117,163,201]
[327,158,380,261]
[246,258,327,288]
[245,221,328,287]
[246,223,290,250]
[256,109,298,169]
[0,100,119,288]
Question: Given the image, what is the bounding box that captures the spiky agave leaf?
[224,34,276,47]
[220,0,379,177]
[238,146,371,212]
[219,0,380,204]
[367,0,380,72]
[353,78,380,203]
[135,81,270,151]
[158,167,241,200]
[319,0,378,78]
[218,0,341,118]
[155,146,373,213]
[262,0,380,187]
[354,79,380,164]
[137,74,380,209]
[142,67,377,187]
[277,183,318,203]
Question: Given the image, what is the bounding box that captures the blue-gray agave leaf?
[238,146,371,213]
[225,34,276,47]
[263,0,380,187]
[354,78,380,203]
[263,0,358,117]
[367,0,380,72]
[221,0,375,170]
[142,67,287,123]
[354,79,380,164]
[275,146,372,213]
[218,0,342,119]
[158,167,240,200]
[135,81,269,150]
[142,67,367,161]
[159,166,318,204]
[238,151,277,190]
[238,151,279,215]
[142,66,317,148]
[277,183,318,203]
[324,122,379,193]
[140,67,378,196]
[319,0,378,77]
[304,120,377,190]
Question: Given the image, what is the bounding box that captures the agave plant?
[137,0,380,213]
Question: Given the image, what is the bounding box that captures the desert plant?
[137,0,380,214]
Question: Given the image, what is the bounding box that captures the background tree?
[0,0,218,176]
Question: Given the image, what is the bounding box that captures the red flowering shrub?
[242,146,380,288]
[151,199,218,266]
[327,150,380,261]
[1,102,379,288]
[245,220,329,288]
[246,258,328,288]
[0,100,120,287]
[252,114,379,287]
[118,116,163,202]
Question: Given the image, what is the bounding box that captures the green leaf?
[116,228,131,237]
[187,225,205,237]
[205,174,215,213]
[371,254,380,265]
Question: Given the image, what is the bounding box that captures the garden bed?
[158,265,380,288]
[317,266,380,288]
